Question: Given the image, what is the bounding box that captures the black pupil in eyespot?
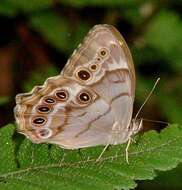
[33,117,45,125]
[45,98,55,104]
[101,50,106,56]
[78,70,90,80]
[56,91,67,99]
[38,106,50,112]
[79,92,90,102]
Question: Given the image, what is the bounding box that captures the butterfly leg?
[125,137,131,164]
[125,136,139,164]
[125,119,143,164]
[125,137,138,164]
[96,144,110,162]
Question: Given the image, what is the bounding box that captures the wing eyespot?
[44,97,56,104]
[96,57,102,62]
[32,116,47,126]
[76,68,92,81]
[55,90,69,101]
[36,105,51,113]
[37,128,52,139]
[77,91,92,104]
[98,48,109,58]
[89,64,98,71]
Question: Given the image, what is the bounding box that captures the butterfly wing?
[59,24,136,147]
[14,24,136,149]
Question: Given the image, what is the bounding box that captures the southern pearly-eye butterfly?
[14,25,142,156]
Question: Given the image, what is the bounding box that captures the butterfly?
[14,24,142,159]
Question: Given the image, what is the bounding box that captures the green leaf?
[0,124,17,174]
[1,124,182,189]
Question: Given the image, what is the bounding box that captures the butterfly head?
[130,118,143,135]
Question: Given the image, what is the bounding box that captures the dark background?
[0,1,181,189]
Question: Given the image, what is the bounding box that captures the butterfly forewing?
[60,24,136,146]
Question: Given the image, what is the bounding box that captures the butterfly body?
[14,24,142,149]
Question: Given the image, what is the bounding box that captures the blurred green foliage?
[145,10,182,71]
[22,66,59,92]
[140,163,182,190]
[0,0,181,189]
[0,96,10,105]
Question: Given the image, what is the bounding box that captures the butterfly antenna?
[142,118,169,125]
[134,78,160,120]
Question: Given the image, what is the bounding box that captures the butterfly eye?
[98,48,109,58]
[44,97,56,104]
[32,116,47,126]
[55,90,69,101]
[78,91,92,104]
[36,105,51,113]
[37,128,52,139]
[77,69,91,81]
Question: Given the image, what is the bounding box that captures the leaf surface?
[0,124,182,190]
